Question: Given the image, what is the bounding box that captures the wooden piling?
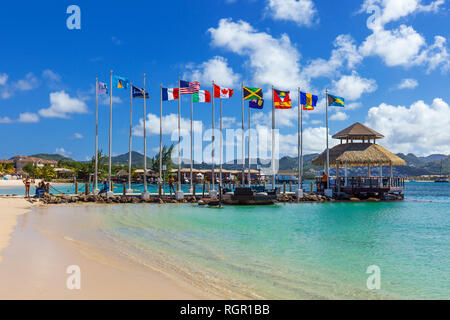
[283,182,286,194]
[75,182,78,194]
[289,181,292,192]
[123,182,126,195]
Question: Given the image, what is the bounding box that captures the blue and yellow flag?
[327,93,345,107]
[113,75,129,90]
[300,92,318,110]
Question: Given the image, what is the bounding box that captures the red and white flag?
[214,84,234,99]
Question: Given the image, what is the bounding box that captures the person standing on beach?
[23,176,31,198]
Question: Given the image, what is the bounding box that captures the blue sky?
[1,0,449,161]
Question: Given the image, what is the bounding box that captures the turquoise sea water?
[38,182,449,299]
[0,182,315,196]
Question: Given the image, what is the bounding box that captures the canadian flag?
[214,84,234,99]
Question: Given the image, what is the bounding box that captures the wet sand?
[0,201,216,300]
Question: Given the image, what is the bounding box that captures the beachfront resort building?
[10,156,57,169]
[312,122,406,199]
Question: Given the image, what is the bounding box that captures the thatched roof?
[116,170,129,177]
[312,143,406,167]
[332,122,384,140]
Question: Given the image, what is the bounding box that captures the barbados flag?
[300,92,318,110]
[327,93,345,107]
[113,75,129,90]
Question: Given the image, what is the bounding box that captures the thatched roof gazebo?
[312,122,406,196]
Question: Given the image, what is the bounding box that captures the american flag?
[180,80,200,94]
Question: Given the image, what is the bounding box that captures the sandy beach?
[0,197,33,263]
[0,199,215,300]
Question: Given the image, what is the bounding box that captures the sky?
[0,0,449,162]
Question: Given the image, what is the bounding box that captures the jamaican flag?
[243,87,263,100]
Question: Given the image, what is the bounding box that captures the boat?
[221,187,278,205]
[434,159,449,183]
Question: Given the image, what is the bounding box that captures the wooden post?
[283,182,286,194]
[289,181,292,192]
[336,162,340,193]
[46,183,50,193]
[202,181,205,197]
[75,182,78,195]
[85,183,89,195]
[310,182,313,193]
[123,182,126,195]
[193,183,196,196]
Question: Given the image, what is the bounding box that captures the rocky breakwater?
[40,193,199,205]
[277,193,335,203]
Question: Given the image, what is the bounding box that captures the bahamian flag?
[327,93,345,107]
[300,91,318,110]
[249,99,264,109]
[243,87,263,100]
[132,85,149,99]
[113,75,129,90]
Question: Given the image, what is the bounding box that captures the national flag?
[180,80,200,94]
[249,99,264,109]
[300,91,318,110]
[243,87,263,100]
[213,84,234,99]
[192,90,211,103]
[327,93,345,107]
[112,75,129,90]
[132,85,149,99]
[273,89,292,109]
[97,82,108,95]
[162,88,179,101]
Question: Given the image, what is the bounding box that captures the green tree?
[23,163,37,177]
[151,145,175,179]
[37,164,57,181]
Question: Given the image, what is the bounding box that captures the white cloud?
[0,116,12,123]
[331,71,377,101]
[55,148,72,157]
[0,73,8,86]
[303,34,363,79]
[360,0,444,26]
[208,18,306,91]
[359,1,450,72]
[397,78,418,89]
[365,98,450,155]
[184,56,240,88]
[266,0,318,27]
[39,91,88,118]
[42,69,61,83]
[329,111,349,121]
[15,72,40,91]
[132,113,203,137]
[360,25,425,67]
[18,112,39,123]
[73,132,83,139]
[101,95,122,106]
[346,102,363,110]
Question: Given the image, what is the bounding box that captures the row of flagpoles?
[94,71,345,197]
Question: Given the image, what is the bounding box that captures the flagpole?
[190,93,193,195]
[247,101,251,187]
[211,80,216,195]
[94,78,99,194]
[159,83,163,196]
[127,82,133,194]
[241,82,245,185]
[298,87,303,197]
[108,70,113,197]
[142,73,149,199]
[272,85,275,189]
[177,77,181,194]
[219,98,223,189]
[325,89,330,192]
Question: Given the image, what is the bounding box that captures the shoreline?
[0,197,34,263]
[0,200,220,300]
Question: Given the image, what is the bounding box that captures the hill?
[111,151,153,168]
[29,153,74,162]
